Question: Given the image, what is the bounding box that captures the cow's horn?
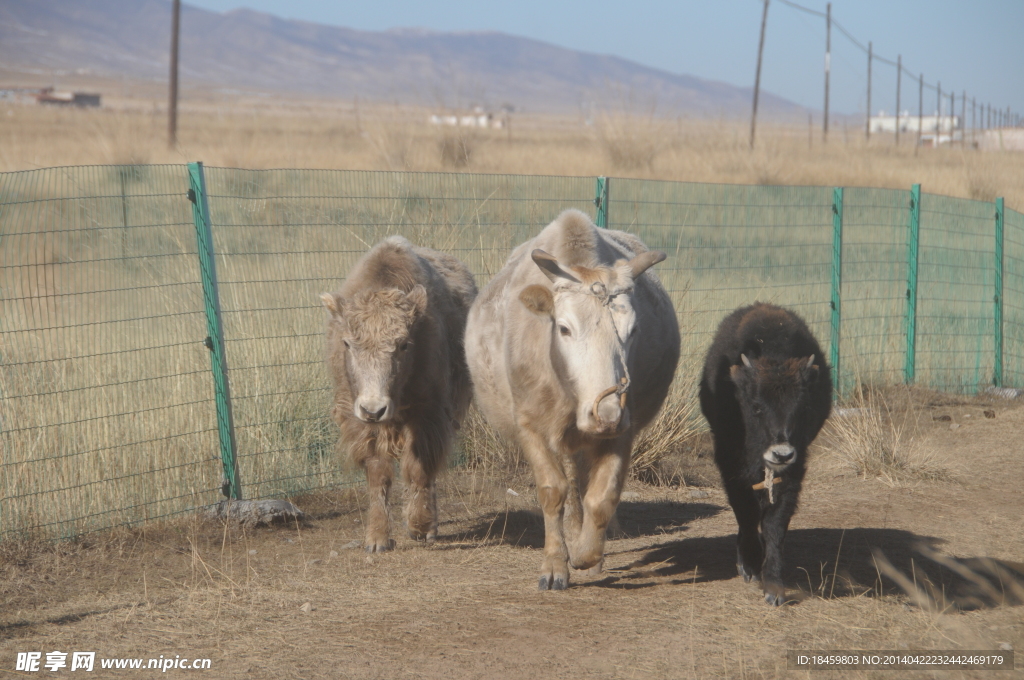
[806,354,815,368]
[628,250,667,278]
[741,353,752,368]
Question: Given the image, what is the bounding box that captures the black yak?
[699,302,832,605]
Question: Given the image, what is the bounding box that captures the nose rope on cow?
[752,468,783,504]
[592,375,630,427]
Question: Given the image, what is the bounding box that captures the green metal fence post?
[595,176,609,227]
[994,196,1005,387]
[187,162,242,500]
[904,184,922,384]
[830,187,843,398]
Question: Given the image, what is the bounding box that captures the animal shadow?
[441,500,724,551]
[589,527,1024,609]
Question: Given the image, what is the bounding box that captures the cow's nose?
[595,392,622,427]
[357,398,391,422]
[361,405,387,421]
[764,443,796,465]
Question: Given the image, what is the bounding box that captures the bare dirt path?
[2,396,1022,679]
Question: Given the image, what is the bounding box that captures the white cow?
[465,209,680,589]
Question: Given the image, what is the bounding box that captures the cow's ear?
[320,292,344,316]
[519,284,554,316]
[730,354,753,385]
[406,284,428,316]
[531,249,580,284]
[628,250,667,278]
[729,363,748,385]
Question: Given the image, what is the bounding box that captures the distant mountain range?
[0,0,808,118]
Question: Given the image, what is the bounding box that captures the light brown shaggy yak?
[320,236,477,552]
[465,209,680,589]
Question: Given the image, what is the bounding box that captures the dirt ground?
[2,392,1022,679]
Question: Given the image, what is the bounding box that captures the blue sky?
[186,0,1023,118]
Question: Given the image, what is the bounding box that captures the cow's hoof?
[408,528,436,544]
[364,539,395,553]
[586,559,604,576]
[763,584,786,606]
[538,574,569,591]
[737,562,758,583]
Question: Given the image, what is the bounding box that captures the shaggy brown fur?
[321,236,477,551]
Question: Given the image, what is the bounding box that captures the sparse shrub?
[598,113,662,172]
[822,386,948,485]
[458,406,523,474]
[965,166,999,202]
[629,381,703,482]
[438,131,474,168]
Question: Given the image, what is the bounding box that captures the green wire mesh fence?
[0,165,219,539]
[1,164,1020,539]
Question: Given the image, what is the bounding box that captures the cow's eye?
[558,324,571,337]
[399,341,410,351]
[343,339,351,349]
[752,405,763,415]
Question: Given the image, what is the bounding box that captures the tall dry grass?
[820,386,951,485]
[2,96,1023,209]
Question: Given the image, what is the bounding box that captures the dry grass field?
[2,87,1023,677]
[2,88,1023,210]
[1,389,1022,679]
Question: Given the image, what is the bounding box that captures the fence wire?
[0,165,219,539]
[0,165,1019,539]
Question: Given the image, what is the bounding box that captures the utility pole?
[168,0,180,149]
[917,73,923,149]
[936,82,942,141]
[950,91,955,143]
[865,41,872,141]
[972,97,976,148]
[960,91,966,146]
[750,0,770,150]
[894,55,901,145]
[823,2,831,142]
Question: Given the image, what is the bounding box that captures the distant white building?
[869,111,959,134]
[429,106,504,129]
[976,129,1024,152]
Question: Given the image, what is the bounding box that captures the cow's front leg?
[518,426,569,590]
[363,456,395,552]
[759,484,798,606]
[723,478,763,583]
[570,438,630,573]
[401,426,440,543]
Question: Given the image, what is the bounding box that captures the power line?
[754,0,1018,138]
[774,0,826,18]
[769,0,966,105]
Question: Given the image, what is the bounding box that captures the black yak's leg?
[724,480,763,583]
[759,486,799,605]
